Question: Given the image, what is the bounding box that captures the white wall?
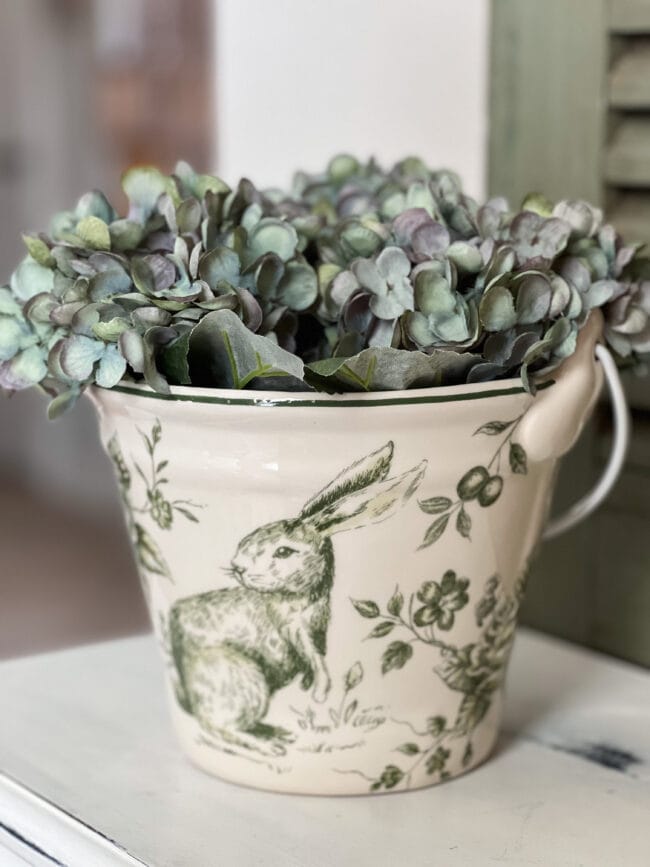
[214,0,489,198]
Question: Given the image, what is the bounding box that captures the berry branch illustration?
[418,414,528,548]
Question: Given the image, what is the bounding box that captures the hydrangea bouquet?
[1,155,648,417]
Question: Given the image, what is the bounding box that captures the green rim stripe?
[109,380,552,408]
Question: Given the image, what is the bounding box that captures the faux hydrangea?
[0,155,648,417]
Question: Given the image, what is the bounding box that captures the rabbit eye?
[274,546,298,559]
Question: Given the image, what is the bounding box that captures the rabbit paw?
[312,677,331,704]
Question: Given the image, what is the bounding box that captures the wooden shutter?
[607,2,650,243]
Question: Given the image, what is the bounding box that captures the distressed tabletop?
[0,628,649,866]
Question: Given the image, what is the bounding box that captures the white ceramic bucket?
[89,312,628,794]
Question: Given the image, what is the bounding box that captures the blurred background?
[1,0,648,665]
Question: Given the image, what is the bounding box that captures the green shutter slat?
[610,0,650,33]
[609,39,650,107]
[606,117,650,186]
[607,191,650,244]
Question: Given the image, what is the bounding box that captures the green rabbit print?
[169,441,427,757]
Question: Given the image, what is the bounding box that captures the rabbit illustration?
[169,441,426,756]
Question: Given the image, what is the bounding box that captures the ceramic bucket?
[89,312,628,795]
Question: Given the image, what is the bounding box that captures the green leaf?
[381,641,413,674]
[174,506,199,523]
[387,589,404,617]
[344,661,364,691]
[351,599,380,619]
[427,715,447,736]
[377,765,404,790]
[343,699,358,723]
[134,523,170,578]
[462,741,474,768]
[160,328,192,386]
[397,743,420,756]
[188,309,305,390]
[456,507,471,539]
[509,442,528,474]
[76,216,111,251]
[418,496,452,515]
[368,621,395,638]
[306,346,480,392]
[419,513,450,549]
[425,746,450,775]
[473,419,515,436]
[455,691,492,735]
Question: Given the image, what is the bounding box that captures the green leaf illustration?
[387,589,404,617]
[456,507,472,539]
[425,746,450,775]
[174,506,200,523]
[368,621,395,638]
[509,442,528,474]
[381,641,414,674]
[374,765,404,790]
[456,690,492,735]
[351,599,380,619]
[343,661,364,691]
[462,741,474,768]
[134,523,170,579]
[418,496,452,514]
[397,743,420,755]
[419,513,450,548]
[473,419,516,436]
[427,715,447,736]
[343,700,358,723]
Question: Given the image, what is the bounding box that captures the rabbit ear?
[300,441,394,522]
[304,460,427,537]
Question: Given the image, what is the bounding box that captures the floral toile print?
[349,569,527,791]
[107,420,202,585]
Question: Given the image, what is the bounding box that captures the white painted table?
[0,628,649,867]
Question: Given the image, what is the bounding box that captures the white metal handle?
[543,344,630,541]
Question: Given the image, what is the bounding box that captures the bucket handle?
[543,344,630,541]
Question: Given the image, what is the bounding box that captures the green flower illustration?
[150,488,173,530]
[414,570,470,631]
[352,569,528,791]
